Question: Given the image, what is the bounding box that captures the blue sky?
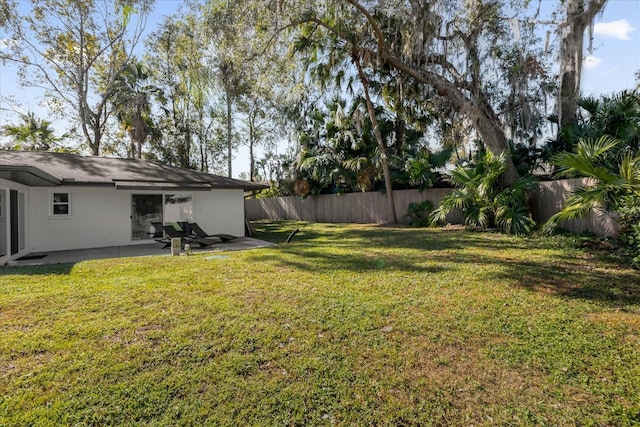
[1,0,639,178]
[580,0,640,95]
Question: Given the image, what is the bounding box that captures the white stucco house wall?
[0,151,266,265]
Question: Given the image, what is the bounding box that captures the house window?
[164,194,193,230]
[52,192,71,216]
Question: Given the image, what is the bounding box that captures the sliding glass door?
[9,190,25,255]
[0,190,5,257]
[131,195,163,240]
[131,194,194,241]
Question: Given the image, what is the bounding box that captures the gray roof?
[0,151,267,191]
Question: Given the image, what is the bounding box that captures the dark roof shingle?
[0,151,267,190]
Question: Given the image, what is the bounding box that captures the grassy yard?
[1,222,639,426]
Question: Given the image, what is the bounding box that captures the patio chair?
[157,224,222,248]
[150,221,164,238]
[177,221,193,236]
[154,224,179,248]
[188,222,238,242]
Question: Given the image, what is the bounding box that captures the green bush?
[616,192,640,267]
[405,200,433,227]
[430,151,536,235]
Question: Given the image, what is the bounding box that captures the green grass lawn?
[1,222,639,426]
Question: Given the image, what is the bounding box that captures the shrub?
[430,151,536,235]
[405,200,433,227]
[616,192,640,267]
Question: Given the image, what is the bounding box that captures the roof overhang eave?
[0,165,62,186]
[237,183,271,191]
[113,180,213,191]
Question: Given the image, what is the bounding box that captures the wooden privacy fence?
[530,178,617,237]
[245,188,464,225]
[245,178,618,237]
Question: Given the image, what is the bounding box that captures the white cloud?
[584,55,602,69]
[594,19,636,40]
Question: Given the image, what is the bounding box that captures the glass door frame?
[131,194,164,241]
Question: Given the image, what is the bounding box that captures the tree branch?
[344,0,388,52]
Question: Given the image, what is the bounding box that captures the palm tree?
[431,151,537,235]
[578,91,640,150]
[545,90,640,167]
[543,91,640,233]
[404,146,454,192]
[111,62,161,159]
[543,135,640,233]
[1,112,65,151]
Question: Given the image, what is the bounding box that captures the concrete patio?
[6,237,276,267]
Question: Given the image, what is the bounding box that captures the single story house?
[0,151,267,264]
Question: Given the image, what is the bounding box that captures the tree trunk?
[79,108,98,155]
[249,142,255,182]
[226,88,233,178]
[394,77,405,156]
[558,0,585,128]
[81,105,100,156]
[90,139,100,156]
[199,135,206,171]
[354,54,398,224]
[90,117,101,156]
[335,1,522,186]
[558,0,608,128]
[379,52,519,186]
[199,110,206,171]
[473,106,520,185]
[249,122,256,182]
[183,130,191,168]
[131,114,147,159]
[136,130,143,159]
[130,136,136,159]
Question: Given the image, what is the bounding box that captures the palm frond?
[619,152,640,185]
[577,135,621,160]
[429,146,455,168]
[343,156,370,172]
[448,166,479,188]
[541,185,607,233]
[511,174,538,192]
[496,204,536,235]
[476,151,505,198]
[430,190,470,224]
[576,96,601,116]
[465,204,492,228]
[553,137,622,183]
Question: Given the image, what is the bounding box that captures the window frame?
[50,191,72,218]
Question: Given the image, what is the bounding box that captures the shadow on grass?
[0,263,75,276]
[493,258,640,307]
[424,247,640,307]
[253,246,450,274]
[253,220,530,252]
[251,221,640,308]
